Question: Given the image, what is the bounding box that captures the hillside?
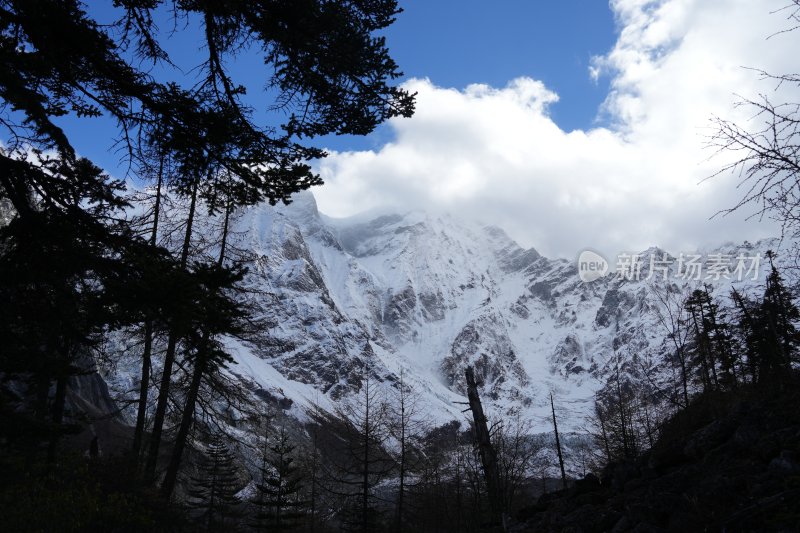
[517,376,800,532]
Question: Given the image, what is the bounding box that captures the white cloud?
[314,0,800,259]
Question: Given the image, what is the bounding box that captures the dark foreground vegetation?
[519,373,800,532]
[3,345,800,532]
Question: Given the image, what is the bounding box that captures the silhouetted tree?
[651,284,692,408]
[733,252,799,383]
[0,156,169,463]
[186,433,242,531]
[309,368,393,533]
[760,251,800,373]
[494,410,538,513]
[550,393,568,490]
[159,261,248,499]
[253,423,306,531]
[593,356,642,462]
[685,288,719,392]
[463,366,504,527]
[386,368,426,532]
[709,2,800,250]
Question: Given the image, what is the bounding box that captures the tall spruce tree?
[386,368,426,532]
[186,433,242,532]
[730,253,799,384]
[760,251,800,374]
[684,287,726,392]
[253,424,306,531]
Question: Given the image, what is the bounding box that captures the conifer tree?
[159,260,247,499]
[733,252,800,382]
[387,368,426,532]
[253,424,306,531]
[309,364,392,533]
[731,287,762,382]
[683,286,746,392]
[0,156,173,463]
[186,433,242,532]
[759,251,800,374]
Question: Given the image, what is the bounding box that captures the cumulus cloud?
[314,0,800,259]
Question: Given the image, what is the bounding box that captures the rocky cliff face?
[102,192,784,434]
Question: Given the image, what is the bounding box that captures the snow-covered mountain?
[105,191,785,435]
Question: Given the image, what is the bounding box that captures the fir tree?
[759,251,800,375]
[308,364,392,533]
[731,287,762,382]
[186,433,242,532]
[253,424,306,531]
[731,253,800,383]
[683,287,743,392]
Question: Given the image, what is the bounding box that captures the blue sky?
[63,1,616,169]
[380,1,616,131]
[321,1,618,151]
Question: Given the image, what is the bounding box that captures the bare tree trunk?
[464,366,504,528]
[396,399,405,533]
[394,368,412,533]
[133,320,153,460]
[133,158,164,460]
[160,336,208,500]
[677,347,690,408]
[161,198,232,500]
[145,176,199,482]
[689,310,712,392]
[732,288,760,382]
[698,304,720,390]
[308,425,319,533]
[362,376,371,533]
[550,392,567,490]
